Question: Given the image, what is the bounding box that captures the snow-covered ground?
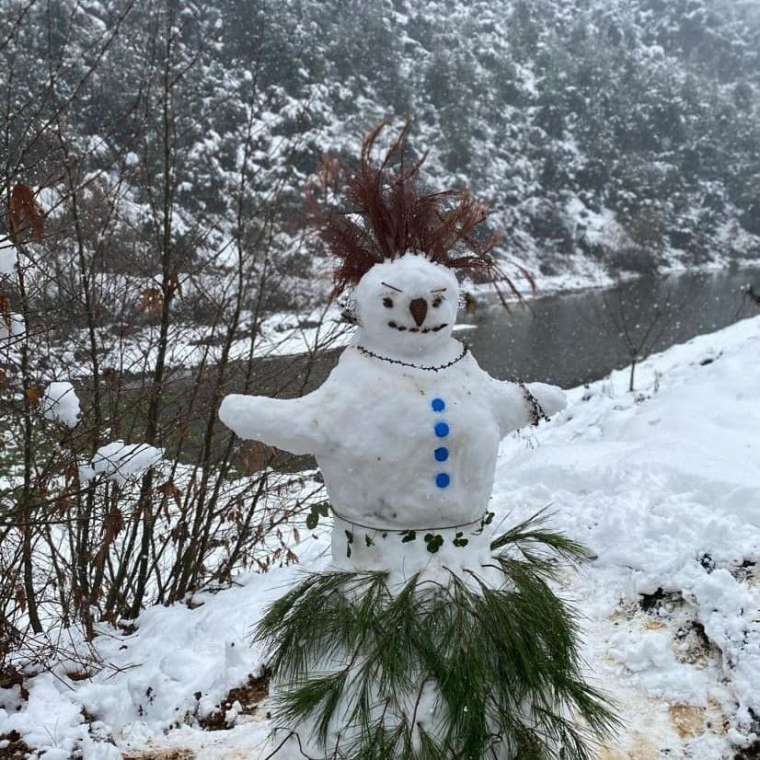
[2,316,759,759]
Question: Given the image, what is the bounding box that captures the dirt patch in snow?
[198,670,271,730]
[734,741,760,759]
[0,732,32,759]
[597,736,661,760]
[668,703,706,739]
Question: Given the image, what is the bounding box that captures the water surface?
[459,268,760,388]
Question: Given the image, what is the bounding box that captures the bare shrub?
[0,0,338,670]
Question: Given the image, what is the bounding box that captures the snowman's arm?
[525,382,567,419]
[218,390,329,456]
[489,379,567,437]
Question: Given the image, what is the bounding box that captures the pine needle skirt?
[256,514,618,760]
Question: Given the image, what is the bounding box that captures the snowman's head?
[354,254,459,356]
[309,122,512,347]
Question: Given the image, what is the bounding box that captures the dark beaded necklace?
[519,383,550,426]
[355,343,469,372]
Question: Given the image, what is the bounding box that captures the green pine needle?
[257,513,619,759]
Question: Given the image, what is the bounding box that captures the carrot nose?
[409,298,428,326]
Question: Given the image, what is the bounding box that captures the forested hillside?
[2,0,760,305]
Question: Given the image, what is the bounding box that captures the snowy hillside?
[2,315,758,759]
[3,0,760,308]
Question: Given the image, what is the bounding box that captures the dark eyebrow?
[381,282,403,293]
[430,288,447,293]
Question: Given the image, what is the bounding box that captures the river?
[459,267,760,388]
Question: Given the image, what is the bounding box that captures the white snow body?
[219,255,565,577]
[42,381,81,428]
[79,441,164,486]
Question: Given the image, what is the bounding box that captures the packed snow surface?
[2,316,760,759]
[79,441,164,485]
[41,381,81,428]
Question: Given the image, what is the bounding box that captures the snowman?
[219,124,614,759]
[220,252,564,580]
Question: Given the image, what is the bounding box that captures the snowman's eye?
[382,297,394,309]
[432,297,443,308]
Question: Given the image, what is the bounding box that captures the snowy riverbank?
[2,315,759,759]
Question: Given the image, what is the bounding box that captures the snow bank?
[0,556,326,758]
[494,314,760,758]
[80,441,164,485]
[0,673,91,759]
[2,316,759,758]
[41,381,81,427]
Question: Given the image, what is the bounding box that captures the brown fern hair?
[309,121,530,300]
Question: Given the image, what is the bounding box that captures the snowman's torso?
[314,346,501,531]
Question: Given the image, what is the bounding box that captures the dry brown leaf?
[170,521,189,543]
[9,184,44,242]
[14,583,26,612]
[103,506,125,545]
[240,442,273,474]
[157,480,182,508]
[463,291,478,315]
[25,385,42,407]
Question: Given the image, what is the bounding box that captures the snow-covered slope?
[2,316,759,759]
[497,316,760,759]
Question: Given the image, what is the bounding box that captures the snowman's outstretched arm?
[219,391,328,456]
[525,382,567,419]
[489,379,567,437]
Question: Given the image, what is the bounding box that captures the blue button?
[436,473,451,488]
[434,422,449,438]
[431,398,446,412]
[434,447,449,462]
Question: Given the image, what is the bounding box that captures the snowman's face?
[354,254,460,356]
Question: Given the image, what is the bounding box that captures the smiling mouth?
[388,321,448,334]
